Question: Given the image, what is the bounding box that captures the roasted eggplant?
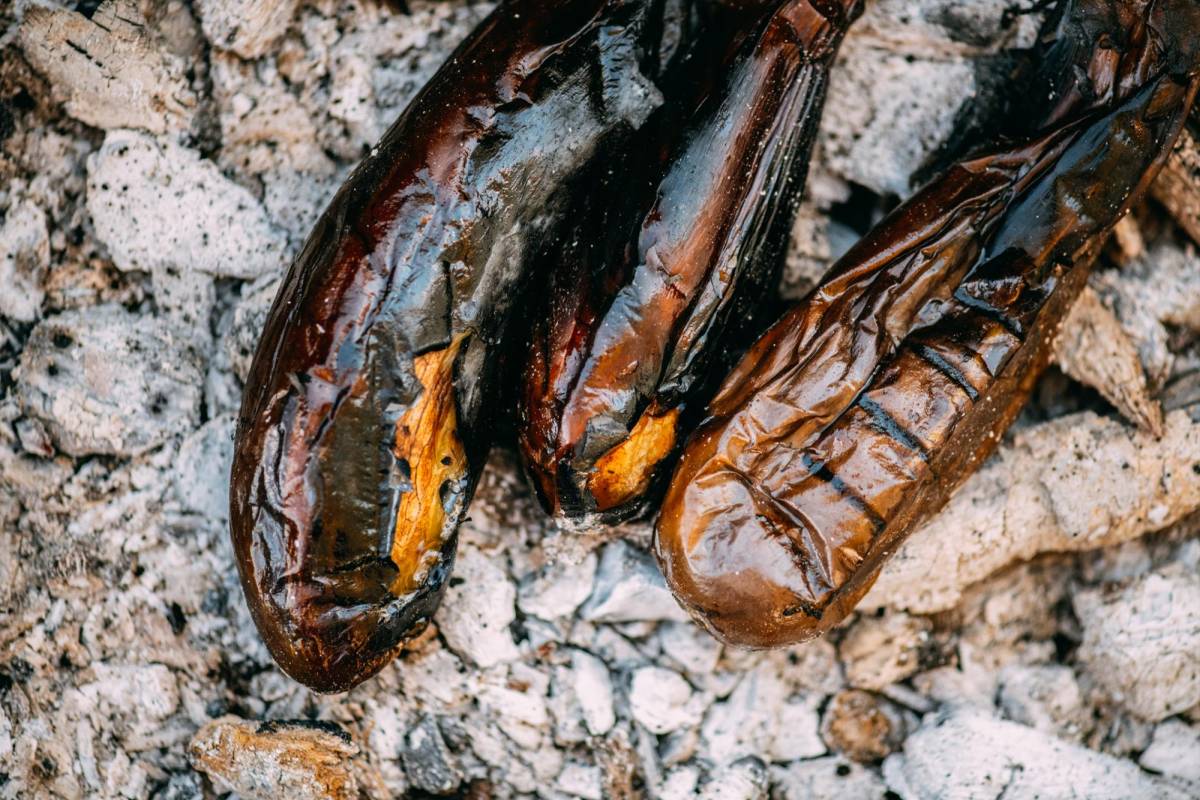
[230,0,683,693]
[655,0,1200,648]
[518,0,863,526]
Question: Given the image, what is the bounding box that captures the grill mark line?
[953,287,1025,338]
[913,343,980,401]
[799,453,886,535]
[857,395,931,462]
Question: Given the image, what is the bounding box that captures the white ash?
[772,756,889,800]
[883,708,1198,800]
[865,409,1200,614]
[0,196,49,322]
[696,756,769,800]
[579,539,691,624]
[628,666,703,735]
[698,660,825,764]
[997,664,1090,743]
[196,0,299,60]
[815,0,1044,198]
[566,648,617,737]
[1074,564,1200,722]
[1139,719,1200,784]
[224,274,283,382]
[172,413,236,521]
[657,764,702,800]
[87,130,289,280]
[556,761,604,800]
[15,304,205,457]
[853,0,1043,59]
[209,52,337,178]
[719,639,846,699]
[658,621,723,683]
[13,416,53,458]
[433,544,520,669]
[478,662,553,751]
[782,201,836,299]
[261,168,345,250]
[821,44,973,198]
[518,549,598,622]
[2,0,1200,797]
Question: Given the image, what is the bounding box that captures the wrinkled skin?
[519,0,863,526]
[656,0,1200,648]
[230,0,679,693]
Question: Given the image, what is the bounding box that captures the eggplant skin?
[656,0,1200,649]
[230,0,675,694]
[518,0,863,527]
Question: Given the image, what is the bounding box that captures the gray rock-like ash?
[16,305,205,457]
[2,1,1200,798]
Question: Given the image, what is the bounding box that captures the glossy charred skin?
[230,0,677,693]
[656,0,1200,648]
[519,0,863,526]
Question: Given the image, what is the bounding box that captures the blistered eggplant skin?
[519,0,863,526]
[656,0,1200,649]
[230,0,675,693]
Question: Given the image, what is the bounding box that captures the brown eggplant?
[655,0,1200,648]
[229,0,683,693]
[518,0,863,526]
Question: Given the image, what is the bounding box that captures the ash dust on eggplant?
[2,1,1200,799]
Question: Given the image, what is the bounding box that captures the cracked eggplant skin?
[230,0,678,693]
[519,0,863,526]
[656,0,1200,649]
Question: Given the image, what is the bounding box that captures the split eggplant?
[229,0,681,693]
[655,0,1200,648]
[518,0,863,526]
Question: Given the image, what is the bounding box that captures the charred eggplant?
[230,0,680,692]
[655,0,1200,648]
[518,0,863,526]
